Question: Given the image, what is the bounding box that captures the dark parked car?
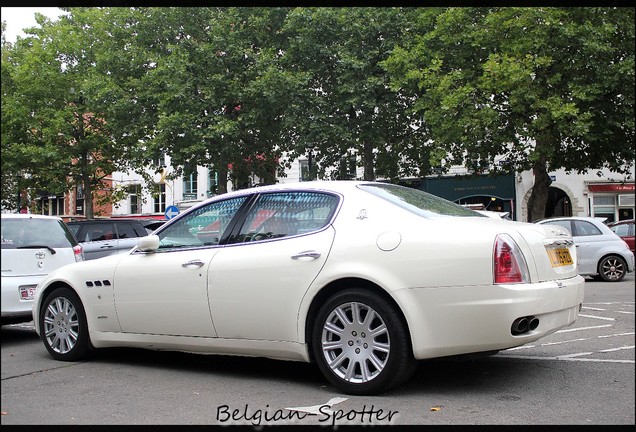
[608,219,635,254]
[139,219,166,234]
[66,218,151,260]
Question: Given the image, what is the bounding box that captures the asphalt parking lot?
[1,274,633,425]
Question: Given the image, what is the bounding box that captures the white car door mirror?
[136,235,160,252]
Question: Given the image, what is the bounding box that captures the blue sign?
[165,205,180,220]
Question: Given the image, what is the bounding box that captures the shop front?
[587,182,635,223]
[399,174,517,220]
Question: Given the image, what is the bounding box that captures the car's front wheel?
[597,255,627,282]
[311,288,417,395]
[39,287,91,361]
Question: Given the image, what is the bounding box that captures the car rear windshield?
[1,218,77,249]
[358,183,483,219]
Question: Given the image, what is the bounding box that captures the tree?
[280,7,429,181]
[384,7,635,220]
[1,8,151,217]
[126,7,296,193]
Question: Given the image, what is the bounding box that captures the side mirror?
[136,235,160,252]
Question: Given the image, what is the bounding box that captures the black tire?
[597,255,627,282]
[311,288,417,395]
[39,287,91,361]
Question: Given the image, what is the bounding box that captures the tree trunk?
[217,160,229,194]
[527,152,551,222]
[363,140,375,181]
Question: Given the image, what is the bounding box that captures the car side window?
[116,223,138,239]
[87,225,106,241]
[545,220,572,235]
[611,224,629,236]
[572,221,603,237]
[157,196,248,249]
[232,191,339,243]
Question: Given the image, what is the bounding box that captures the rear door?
[570,219,607,275]
[78,222,118,260]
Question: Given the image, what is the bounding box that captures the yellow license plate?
[547,248,573,267]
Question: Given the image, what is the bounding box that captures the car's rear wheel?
[311,288,417,395]
[597,255,627,282]
[39,287,91,361]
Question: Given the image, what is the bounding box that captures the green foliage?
[384,7,635,219]
[281,7,429,181]
[2,7,633,220]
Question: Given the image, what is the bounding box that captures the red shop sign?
[588,183,635,192]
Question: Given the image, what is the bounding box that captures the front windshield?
[358,183,484,219]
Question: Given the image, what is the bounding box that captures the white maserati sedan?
[33,181,584,395]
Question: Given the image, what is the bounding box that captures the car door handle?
[181,260,205,268]
[291,251,321,260]
[100,245,114,249]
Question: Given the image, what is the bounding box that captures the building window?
[208,170,218,197]
[75,185,84,215]
[153,152,167,168]
[38,194,65,216]
[128,184,142,214]
[183,172,198,200]
[153,183,166,213]
[591,195,616,223]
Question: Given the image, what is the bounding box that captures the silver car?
[535,216,635,282]
[1,214,84,324]
[66,218,150,260]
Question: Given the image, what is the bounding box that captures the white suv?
[1,214,84,325]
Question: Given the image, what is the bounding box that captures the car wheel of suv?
[311,288,417,395]
[597,255,627,282]
[39,287,91,361]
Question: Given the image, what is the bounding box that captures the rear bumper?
[393,275,585,360]
[1,275,42,320]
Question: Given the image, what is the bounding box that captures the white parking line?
[559,352,594,358]
[505,331,634,351]
[497,354,635,364]
[558,324,613,332]
[599,345,635,353]
[540,338,588,346]
[578,314,615,321]
[599,332,634,338]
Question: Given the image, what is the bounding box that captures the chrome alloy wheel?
[599,256,627,281]
[321,301,390,383]
[43,296,80,355]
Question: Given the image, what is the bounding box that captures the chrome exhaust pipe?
[528,317,539,331]
[511,317,529,335]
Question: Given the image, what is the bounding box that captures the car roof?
[536,216,608,224]
[608,219,635,226]
[186,181,380,213]
[67,218,146,223]
[1,213,63,221]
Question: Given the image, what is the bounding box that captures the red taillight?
[73,245,84,262]
[493,234,529,284]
